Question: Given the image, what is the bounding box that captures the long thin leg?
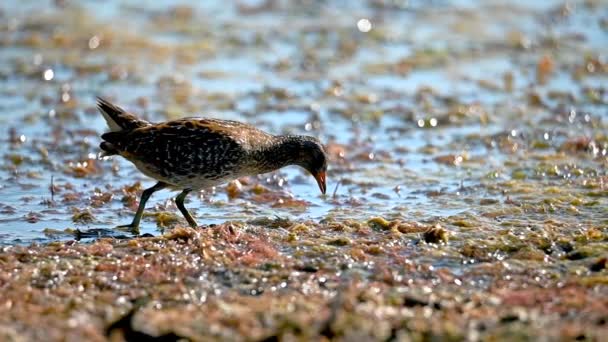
[175,189,198,228]
[118,182,167,232]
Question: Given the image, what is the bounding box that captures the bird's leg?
[117,182,167,232]
[175,189,198,228]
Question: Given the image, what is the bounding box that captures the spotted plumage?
[97,97,327,230]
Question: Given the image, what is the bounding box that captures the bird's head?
[291,136,328,194]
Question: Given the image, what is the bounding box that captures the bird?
[96,97,327,231]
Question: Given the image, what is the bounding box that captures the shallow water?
[0,0,606,244]
[1,2,608,340]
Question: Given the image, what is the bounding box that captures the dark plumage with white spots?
[97,97,327,230]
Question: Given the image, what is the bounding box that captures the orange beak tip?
[314,171,327,195]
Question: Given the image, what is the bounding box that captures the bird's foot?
[115,223,140,234]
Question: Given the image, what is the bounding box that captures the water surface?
[0,0,606,244]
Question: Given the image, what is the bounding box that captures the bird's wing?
[104,119,250,177]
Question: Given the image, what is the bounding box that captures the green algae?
[146,211,181,228]
[326,236,351,246]
[367,217,391,231]
[423,225,449,244]
[71,208,95,224]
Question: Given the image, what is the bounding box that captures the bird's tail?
[96,97,149,132]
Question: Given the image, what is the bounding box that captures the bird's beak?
[314,171,326,194]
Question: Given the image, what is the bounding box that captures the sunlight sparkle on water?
[357,18,372,32]
[88,35,100,49]
[43,69,54,81]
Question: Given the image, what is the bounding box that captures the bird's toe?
[115,224,140,234]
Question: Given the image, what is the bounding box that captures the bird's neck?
[249,135,303,173]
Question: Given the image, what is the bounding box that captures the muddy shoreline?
[1,221,607,340]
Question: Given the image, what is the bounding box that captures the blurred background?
[0,0,606,243]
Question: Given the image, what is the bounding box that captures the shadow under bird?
[97,97,327,231]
